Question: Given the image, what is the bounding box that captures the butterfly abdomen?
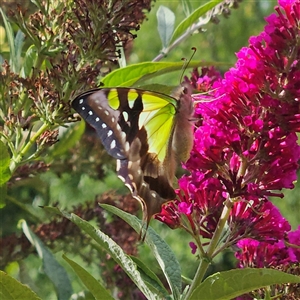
[168,85,194,173]
[173,104,194,163]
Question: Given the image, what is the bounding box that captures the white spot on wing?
[95,117,100,122]
[110,140,116,149]
[121,132,126,140]
[88,111,93,115]
[125,183,134,192]
[122,111,129,122]
[82,106,85,110]
[102,123,107,128]
[119,175,126,182]
[79,99,83,104]
[107,130,113,137]
[116,160,120,171]
[128,174,133,180]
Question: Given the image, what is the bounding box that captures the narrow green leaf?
[156,5,175,49]
[189,268,300,300]
[63,254,114,300]
[0,140,11,186]
[56,210,162,299]
[21,221,73,300]
[0,270,41,300]
[0,8,15,71]
[171,0,223,43]
[14,30,25,72]
[100,204,182,300]
[101,61,204,87]
[0,176,10,198]
[21,44,38,77]
[130,256,170,298]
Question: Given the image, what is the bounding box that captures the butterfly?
[72,85,194,236]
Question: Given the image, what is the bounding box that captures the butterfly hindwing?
[72,86,194,233]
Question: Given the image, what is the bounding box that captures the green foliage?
[35,205,300,300]
[0,270,41,300]
[21,221,73,300]
[0,141,11,183]
[101,204,182,299]
[63,255,113,300]
[102,61,207,87]
[170,0,224,43]
[190,269,300,300]
[156,5,175,49]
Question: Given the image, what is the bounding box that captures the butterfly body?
[72,86,194,230]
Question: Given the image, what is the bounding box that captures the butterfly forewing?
[72,89,127,159]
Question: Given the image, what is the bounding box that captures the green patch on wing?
[145,105,175,161]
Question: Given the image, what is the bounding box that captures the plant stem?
[10,122,49,173]
[185,197,233,300]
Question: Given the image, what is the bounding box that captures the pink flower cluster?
[236,226,300,269]
[156,0,300,261]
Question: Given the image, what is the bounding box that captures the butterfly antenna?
[179,47,197,83]
[193,87,224,104]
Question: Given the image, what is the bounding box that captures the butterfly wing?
[72,88,191,231]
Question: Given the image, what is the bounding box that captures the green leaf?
[101,204,182,300]
[156,5,175,49]
[101,61,204,87]
[63,254,114,300]
[21,221,73,300]
[49,121,85,158]
[189,268,300,300]
[21,45,38,77]
[0,8,15,70]
[0,140,11,186]
[171,0,223,43]
[14,30,25,73]
[130,256,170,298]
[0,9,24,73]
[50,208,163,299]
[0,271,41,300]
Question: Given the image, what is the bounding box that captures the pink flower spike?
[178,202,193,215]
